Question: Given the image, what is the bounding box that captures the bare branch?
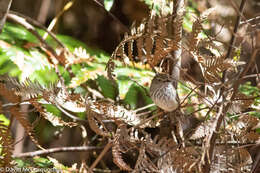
[13,146,103,158]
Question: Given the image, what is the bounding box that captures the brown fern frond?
[190,118,215,140]
[51,89,85,113]
[199,56,245,83]
[0,83,20,103]
[158,146,201,172]
[228,93,255,113]
[9,106,43,149]
[134,143,159,172]
[242,131,260,143]
[0,76,47,99]
[0,83,43,149]
[112,127,133,171]
[30,100,77,128]
[212,147,252,172]
[106,58,116,81]
[227,114,260,135]
[87,110,111,137]
[87,100,141,126]
[0,121,13,167]
[188,19,203,54]
[187,8,215,55]
[86,100,111,137]
[107,7,182,76]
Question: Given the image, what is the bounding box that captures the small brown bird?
[149,73,179,112]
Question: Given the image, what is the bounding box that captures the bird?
[149,73,179,112]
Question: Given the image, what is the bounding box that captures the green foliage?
[0,114,10,126]
[239,82,260,118]
[124,83,153,109]
[33,157,53,168]
[96,75,119,100]
[104,0,114,11]
[0,22,154,103]
[239,82,260,96]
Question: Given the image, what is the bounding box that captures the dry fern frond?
[112,126,133,171]
[199,56,245,83]
[227,114,260,134]
[9,106,43,149]
[30,100,77,128]
[0,121,13,167]
[187,8,215,55]
[190,118,215,140]
[86,107,111,137]
[227,115,260,143]
[52,89,85,113]
[0,76,49,99]
[0,83,20,103]
[107,6,183,77]
[228,93,255,113]
[242,131,260,143]
[0,83,43,149]
[87,100,141,126]
[157,146,201,172]
[146,136,176,154]
[134,143,159,172]
[212,146,252,172]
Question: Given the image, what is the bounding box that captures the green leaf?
[124,83,153,109]
[0,22,38,44]
[96,75,119,100]
[44,105,62,117]
[14,158,30,167]
[56,35,87,52]
[33,157,53,168]
[104,0,114,11]
[0,114,10,126]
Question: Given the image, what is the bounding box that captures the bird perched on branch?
[149,73,179,112]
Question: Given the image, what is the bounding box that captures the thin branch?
[240,16,260,25]
[9,11,67,49]
[55,104,87,122]
[43,0,76,39]
[7,13,59,58]
[0,0,12,33]
[201,48,259,172]
[89,141,113,172]
[225,0,247,60]
[91,0,129,33]
[7,13,67,91]
[13,146,103,158]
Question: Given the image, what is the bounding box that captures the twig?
[13,146,103,158]
[93,168,120,173]
[201,48,259,172]
[0,0,12,33]
[91,0,129,33]
[55,104,87,122]
[133,111,164,129]
[180,84,202,106]
[240,16,260,25]
[134,103,155,113]
[200,1,248,171]
[225,0,247,61]
[242,73,260,79]
[9,11,67,49]
[7,13,59,58]
[89,141,113,172]
[7,13,67,91]
[43,0,76,39]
